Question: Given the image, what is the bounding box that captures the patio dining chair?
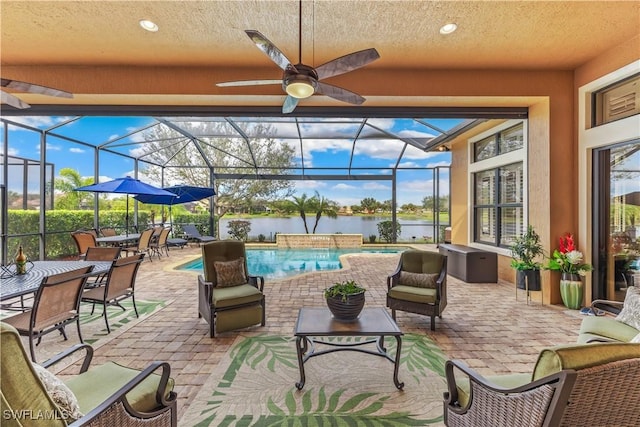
[2,265,94,362]
[99,226,117,237]
[71,231,98,259]
[81,253,145,333]
[150,227,171,259]
[84,246,122,287]
[183,223,216,245]
[122,227,154,260]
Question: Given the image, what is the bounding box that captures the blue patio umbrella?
[133,185,215,233]
[75,176,177,235]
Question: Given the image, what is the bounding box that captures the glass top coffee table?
[293,307,404,390]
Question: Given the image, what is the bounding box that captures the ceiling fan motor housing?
[283,64,318,98]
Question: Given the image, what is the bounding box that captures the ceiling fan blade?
[1,90,30,109]
[282,95,299,114]
[245,30,297,73]
[1,78,73,98]
[316,82,366,105]
[315,48,380,80]
[217,79,282,87]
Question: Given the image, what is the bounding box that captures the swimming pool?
[177,247,406,280]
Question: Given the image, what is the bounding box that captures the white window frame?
[468,119,528,256]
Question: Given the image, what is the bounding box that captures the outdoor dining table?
[0,260,113,303]
[96,233,141,246]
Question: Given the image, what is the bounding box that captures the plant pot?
[560,272,583,309]
[326,291,365,321]
[516,269,541,291]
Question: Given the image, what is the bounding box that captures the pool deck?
[56,243,582,423]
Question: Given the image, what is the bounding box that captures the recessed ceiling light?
[440,23,457,35]
[139,20,159,32]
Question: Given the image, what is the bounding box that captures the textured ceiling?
[1,0,639,108]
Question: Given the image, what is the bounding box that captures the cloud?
[69,147,85,153]
[426,160,451,168]
[363,182,390,190]
[332,183,357,190]
[5,116,72,129]
[294,181,328,191]
[36,143,61,151]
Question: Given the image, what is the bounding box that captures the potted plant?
[510,225,544,291]
[544,233,593,309]
[324,280,366,321]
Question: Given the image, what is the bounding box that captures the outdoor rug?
[1,299,169,363]
[183,333,448,426]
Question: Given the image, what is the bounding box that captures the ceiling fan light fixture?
[439,23,457,34]
[284,75,316,99]
[139,19,159,32]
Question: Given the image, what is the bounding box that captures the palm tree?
[54,168,94,209]
[290,194,312,234]
[311,192,339,234]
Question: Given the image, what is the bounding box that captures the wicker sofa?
[444,342,640,426]
[577,288,640,343]
[1,322,177,427]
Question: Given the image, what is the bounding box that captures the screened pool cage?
[0,110,503,264]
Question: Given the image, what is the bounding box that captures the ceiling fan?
[1,78,73,109]
[216,2,380,114]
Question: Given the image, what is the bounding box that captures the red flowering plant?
[544,233,593,276]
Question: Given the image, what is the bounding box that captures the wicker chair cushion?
[532,342,640,381]
[615,286,640,330]
[1,323,64,424]
[214,258,247,288]
[578,315,639,342]
[631,333,640,343]
[401,250,444,274]
[398,271,438,288]
[65,361,175,414]
[388,285,437,304]
[32,363,83,421]
[211,284,263,308]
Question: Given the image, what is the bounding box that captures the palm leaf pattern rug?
[1,299,168,361]
[184,334,448,426]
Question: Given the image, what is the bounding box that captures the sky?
[3,115,454,207]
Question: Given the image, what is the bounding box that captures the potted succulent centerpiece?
[324,280,366,321]
[544,233,593,309]
[510,225,544,292]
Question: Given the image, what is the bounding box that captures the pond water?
[178,246,407,280]
[218,216,442,241]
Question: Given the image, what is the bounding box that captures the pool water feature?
[178,247,406,280]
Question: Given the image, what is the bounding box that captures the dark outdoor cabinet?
[438,244,497,283]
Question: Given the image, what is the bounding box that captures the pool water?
[178,247,406,280]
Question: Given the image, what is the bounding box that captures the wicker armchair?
[387,250,447,330]
[197,240,265,337]
[1,322,177,427]
[444,342,640,427]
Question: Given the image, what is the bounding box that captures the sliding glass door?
[593,141,640,301]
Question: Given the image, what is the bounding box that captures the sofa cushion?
[615,286,640,330]
[398,271,439,288]
[388,285,437,304]
[579,315,639,343]
[32,363,83,421]
[212,284,263,308]
[532,342,640,381]
[64,361,174,415]
[214,257,246,288]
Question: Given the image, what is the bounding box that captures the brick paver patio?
[67,244,583,423]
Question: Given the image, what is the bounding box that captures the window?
[470,121,526,248]
[593,74,640,126]
[473,123,523,162]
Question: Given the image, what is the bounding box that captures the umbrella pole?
[126,195,129,237]
[169,205,174,238]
